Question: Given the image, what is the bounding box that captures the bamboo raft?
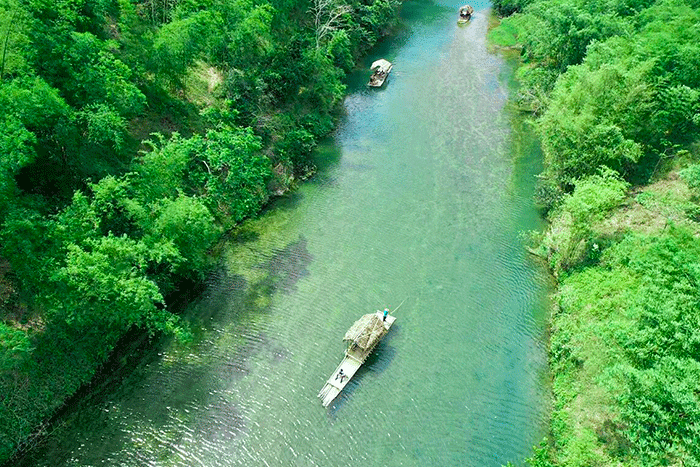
[318,310,397,407]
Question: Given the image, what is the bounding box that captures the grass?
[183,61,225,109]
[487,12,524,49]
[487,20,520,47]
[600,175,697,237]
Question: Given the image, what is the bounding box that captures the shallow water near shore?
[15,1,552,466]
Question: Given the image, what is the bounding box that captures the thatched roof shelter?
[343,313,387,350]
[459,4,474,14]
[370,59,392,73]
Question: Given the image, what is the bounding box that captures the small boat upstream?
[318,309,397,407]
[458,4,474,23]
[368,59,393,87]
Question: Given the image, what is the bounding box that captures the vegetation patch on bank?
[490,0,700,465]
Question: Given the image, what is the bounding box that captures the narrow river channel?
[17,1,551,466]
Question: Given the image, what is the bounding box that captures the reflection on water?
[14,2,551,466]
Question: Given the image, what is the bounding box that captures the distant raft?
[458,4,474,23]
[318,310,396,407]
[368,59,393,87]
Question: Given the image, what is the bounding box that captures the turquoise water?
[16,2,551,466]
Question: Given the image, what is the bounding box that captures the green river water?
[17,1,552,465]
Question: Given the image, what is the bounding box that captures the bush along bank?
[489,0,700,465]
[0,0,402,461]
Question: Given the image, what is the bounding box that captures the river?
[16,1,551,466]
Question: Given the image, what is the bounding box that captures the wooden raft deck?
[318,311,397,407]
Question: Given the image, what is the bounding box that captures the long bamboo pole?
[390,297,408,314]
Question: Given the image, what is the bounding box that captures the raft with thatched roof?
[318,310,397,407]
[368,59,393,87]
[458,4,474,23]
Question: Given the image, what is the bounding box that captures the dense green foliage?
[492,0,700,465]
[492,0,532,17]
[493,0,700,199]
[0,0,401,460]
[538,168,629,273]
[542,223,700,467]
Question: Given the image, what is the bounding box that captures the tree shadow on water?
[262,191,306,213]
[254,235,313,295]
[195,234,313,325]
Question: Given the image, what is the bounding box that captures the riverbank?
[489,0,700,465]
[0,0,404,462]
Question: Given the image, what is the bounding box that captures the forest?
[0,0,401,461]
[490,0,700,465]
